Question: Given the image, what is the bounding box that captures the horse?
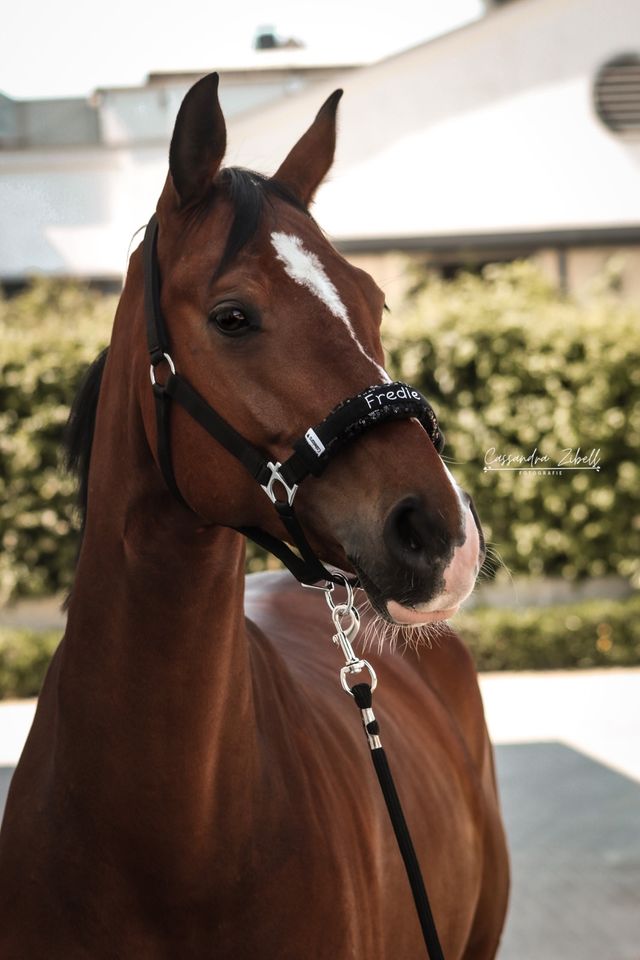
[0,73,509,958]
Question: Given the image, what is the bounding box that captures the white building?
[2,0,640,300]
[0,53,361,287]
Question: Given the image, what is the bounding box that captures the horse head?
[137,73,484,627]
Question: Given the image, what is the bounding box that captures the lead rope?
[323,576,446,960]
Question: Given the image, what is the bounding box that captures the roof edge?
[336,225,640,254]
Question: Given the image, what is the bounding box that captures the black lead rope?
[351,683,445,960]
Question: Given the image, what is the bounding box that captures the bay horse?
[0,74,508,958]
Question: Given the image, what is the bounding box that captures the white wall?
[0,70,342,280]
[227,0,640,240]
[0,146,167,279]
[96,76,312,147]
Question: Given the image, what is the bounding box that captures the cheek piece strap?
[143,214,444,587]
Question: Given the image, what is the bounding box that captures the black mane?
[65,347,109,529]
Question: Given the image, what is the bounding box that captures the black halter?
[143,214,444,586]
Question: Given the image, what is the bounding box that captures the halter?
[143,213,444,587]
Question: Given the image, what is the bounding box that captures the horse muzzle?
[353,493,484,626]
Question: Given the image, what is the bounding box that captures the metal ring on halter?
[149,352,176,386]
[340,659,378,695]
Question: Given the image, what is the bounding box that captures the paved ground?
[1,669,639,958]
[481,669,640,960]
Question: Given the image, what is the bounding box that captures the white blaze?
[270,231,390,382]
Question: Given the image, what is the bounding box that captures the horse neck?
[57,269,258,833]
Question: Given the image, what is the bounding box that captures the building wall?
[0,67,353,281]
[226,0,640,243]
[0,145,167,279]
[564,246,640,301]
[95,72,330,147]
[346,244,640,309]
[0,96,100,149]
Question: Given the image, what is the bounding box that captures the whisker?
[481,542,514,581]
[356,592,455,657]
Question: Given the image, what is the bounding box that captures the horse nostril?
[385,496,429,559]
[395,504,424,553]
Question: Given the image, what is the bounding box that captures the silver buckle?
[260,461,298,506]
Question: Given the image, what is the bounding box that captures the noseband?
[143,214,444,587]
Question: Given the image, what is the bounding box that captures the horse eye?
[209,303,255,337]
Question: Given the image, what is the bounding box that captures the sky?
[3,0,483,100]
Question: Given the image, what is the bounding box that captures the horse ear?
[169,72,227,206]
[273,89,343,206]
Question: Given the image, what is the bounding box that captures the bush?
[0,281,114,602]
[456,593,640,671]
[385,262,640,583]
[0,627,61,699]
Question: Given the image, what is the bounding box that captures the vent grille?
[594,54,640,134]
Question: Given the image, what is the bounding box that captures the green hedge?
[0,627,60,699]
[0,281,113,603]
[1,594,638,698]
[457,594,640,671]
[385,262,640,583]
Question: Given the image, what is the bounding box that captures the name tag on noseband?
[292,381,444,479]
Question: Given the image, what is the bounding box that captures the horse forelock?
[211,167,311,279]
